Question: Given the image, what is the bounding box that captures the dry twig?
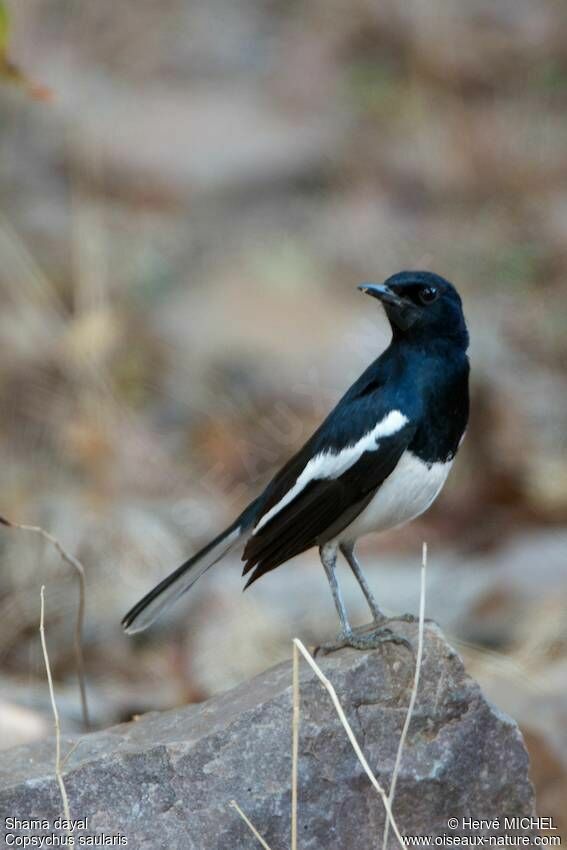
[1,515,91,729]
[291,643,299,850]
[293,638,406,850]
[382,542,427,850]
[231,554,427,850]
[40,585,72,827]
[229,800,274,850]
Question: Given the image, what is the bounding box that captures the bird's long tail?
[122,498,262,634]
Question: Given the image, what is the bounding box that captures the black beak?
[358,283,405,308]
[358,282,421,331]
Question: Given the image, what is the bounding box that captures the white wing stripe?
[254,409,409,534]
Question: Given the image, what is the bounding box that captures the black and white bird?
[123,271,470,649]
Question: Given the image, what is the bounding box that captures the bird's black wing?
[242,368,416,586]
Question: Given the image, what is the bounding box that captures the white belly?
[339,451,453,543]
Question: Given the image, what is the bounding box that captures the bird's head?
[359,271,468,348]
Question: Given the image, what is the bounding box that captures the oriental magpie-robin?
[123,271,469,649]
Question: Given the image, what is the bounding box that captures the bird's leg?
[339,542,387,625]
[319,543,352,641]
[319,544,411,653]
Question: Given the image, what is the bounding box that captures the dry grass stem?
[382,542,427,850]
[40,585,72,828]
[293,638,405,850]
[71,128,109,314]
[61,738,86,770]
[227,554,427,849]
[0,213,66,320]
[291,642,299,850]
[0,515,91,729]
[229,800,275,850]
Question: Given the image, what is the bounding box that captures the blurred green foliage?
[0,2,50,98]
[346,59,403,116]
[532,59,567,95]
[494,244,544,287]
[0,2,10,59]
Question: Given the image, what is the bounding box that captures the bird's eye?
[419,286,439,305]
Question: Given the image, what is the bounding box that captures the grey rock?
[0,623,534,849]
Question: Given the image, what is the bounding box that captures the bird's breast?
[339,450,453,542]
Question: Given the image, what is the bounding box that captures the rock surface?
[0,623,534,849]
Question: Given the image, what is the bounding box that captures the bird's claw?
[315,624,413,655]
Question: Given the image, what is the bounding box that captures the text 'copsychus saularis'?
[123,271,470,650]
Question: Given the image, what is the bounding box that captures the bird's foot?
[316,624,412,655]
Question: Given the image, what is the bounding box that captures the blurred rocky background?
[0,0,565,832]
